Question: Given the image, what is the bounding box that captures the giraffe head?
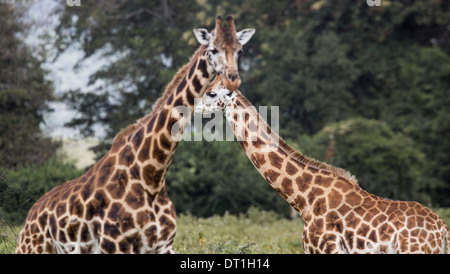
[194,75,236,114]
[193,15,255,91]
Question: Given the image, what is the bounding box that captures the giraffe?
[194,76,450,254]
[15,15,255,254]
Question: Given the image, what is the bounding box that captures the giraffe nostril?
[227,73,238,82]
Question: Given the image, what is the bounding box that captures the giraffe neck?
[109,45,215,193]
[225,92,358,217]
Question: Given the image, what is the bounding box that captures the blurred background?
[0,0,449,225]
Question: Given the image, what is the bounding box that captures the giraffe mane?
[112,44,208,146]
[112,124,137,146]
[277,138,358,184]
[234,92,358,185]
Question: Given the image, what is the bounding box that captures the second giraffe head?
[194,75,236,114]
[194,15,255,91]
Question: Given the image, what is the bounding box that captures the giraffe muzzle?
[222,72,241,91]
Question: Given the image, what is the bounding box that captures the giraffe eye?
[210,48,218,54]
[208,92,217,98]
[226,91,233,97]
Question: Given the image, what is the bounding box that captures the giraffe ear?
[236,28,255,45]
[193,28,213,45]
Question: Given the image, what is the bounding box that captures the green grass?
[2,207,450,254]
[0,222,19,254]
[174,207,304,254]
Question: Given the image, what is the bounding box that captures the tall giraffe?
[15,15,255,254]
[194,76,449,254]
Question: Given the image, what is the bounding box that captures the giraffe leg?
[161,240,176,254]
[166,246,176,254]
[338,236,349,254]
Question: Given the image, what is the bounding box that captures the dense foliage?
[0,2,81,225]
[0,158,83,224]
[0,2,60,168]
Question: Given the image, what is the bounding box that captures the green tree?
[386,46,450,206]
[0,2,59,168]
[0,2,83,226]
[245,0,449,135]
[0,158,83,225]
